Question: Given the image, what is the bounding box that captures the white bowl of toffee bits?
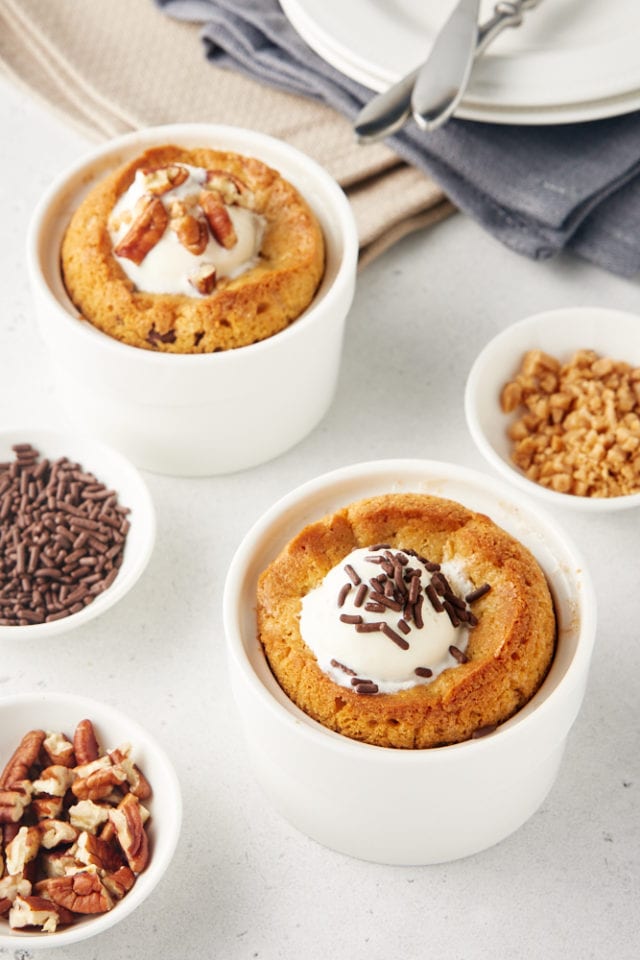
[223,459,596,865]
[465,307,640,512]
[0,430,155,638]
[27,123,358,476]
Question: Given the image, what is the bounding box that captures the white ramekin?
[223,459,596,865]
[27,124,358,476]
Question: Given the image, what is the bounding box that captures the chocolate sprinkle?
[414,667,433,678]
[449,644,468,664]
[339,613,363,624]
[344,564,361,586]
[354,681,379,695]
[465,583,491,604]
[330,659,357,676]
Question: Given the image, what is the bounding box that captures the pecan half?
[109,793,149,874]
[73,719,100,765]
[200,190,237,249]
[36,871,114,915]
[114,195,168,265]
[0,729,45,788]
[141,164,189,195]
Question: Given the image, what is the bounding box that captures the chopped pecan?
[189,262,217,296]
[68,798,110,834]
[113,195,168,265]
[43,731,75,768]
[75,830,124,872]
[32,764,75,798]
[32,795,64,821]
[41,849,81,878]
[38,819,79,850]
[102,865,135,900]
[36,871,114,915]
[0,872,32,906]
[170,211,209,255]
[204,169,252,207]
[73,718,100,766]
[0,782,33,823]
[109,793,149,874]
[200,190,237,249]
[9,893,74,931]
[141,164,189,195]
[72,763,127,802]
[0,729,45,788]
[109,746,152,801]
[5,825,41,876]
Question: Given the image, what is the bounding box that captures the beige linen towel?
[0,0,453,264]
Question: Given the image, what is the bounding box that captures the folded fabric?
[157,0,640,277]
[0,0,452,267]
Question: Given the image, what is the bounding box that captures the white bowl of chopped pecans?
[0,429,155,638]
[465,306,640,511]
[224,458,596,864]
[0,691,181,948]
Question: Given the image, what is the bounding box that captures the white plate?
[281,0,640,124]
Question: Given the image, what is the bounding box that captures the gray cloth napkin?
[157,0,640,277]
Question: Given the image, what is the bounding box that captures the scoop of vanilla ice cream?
[300,546,475,694]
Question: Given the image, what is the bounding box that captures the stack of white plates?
[280,0,640,125]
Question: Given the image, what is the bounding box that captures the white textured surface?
[1,74,639,958]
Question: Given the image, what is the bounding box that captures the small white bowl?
[0,428,155,639]
[465,306,640,512]
[27,123,359,477]
[223,458,596,865]
[0,691,182,949]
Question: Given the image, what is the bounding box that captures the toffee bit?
[449,644,468,664]
[337,582,352,608]
[353,583,368,607]
[331,659,357,676]
[344,564,361,586]
[381,623,410,650]
[465,583,491,604]
[354,681,379,695]
[414,666,433,678]
[339,613,363,624]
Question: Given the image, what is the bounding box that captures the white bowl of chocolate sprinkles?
[224,458,597,866]
[0,429,155,638]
